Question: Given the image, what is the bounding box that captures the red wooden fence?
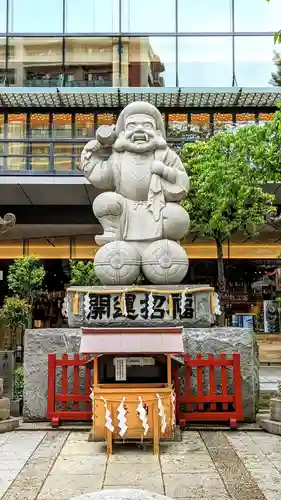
[47,352,243,428]
[172,352,243,429]
[47,353,92,426]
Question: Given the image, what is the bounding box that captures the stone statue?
[79,102,190,285]
[0,213,16,234]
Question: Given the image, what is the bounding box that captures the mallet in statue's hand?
[96,125,117,146]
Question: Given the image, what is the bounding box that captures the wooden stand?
[91,354,175,455]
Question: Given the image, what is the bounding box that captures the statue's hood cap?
[115,101,166,137]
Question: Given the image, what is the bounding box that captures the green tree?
[7,256,45,303]
[0,297,31,349]
[69,260,101,286]
[270,50,281,86]
[181,128,275,305]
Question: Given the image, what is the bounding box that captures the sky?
[0,0,281,87]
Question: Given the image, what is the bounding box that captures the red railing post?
[220,353,229,411]
[47,353,56,419]
[233,352,243,420]
[172,365,180,423]
[73,353,80,411]
[208,353,216,411]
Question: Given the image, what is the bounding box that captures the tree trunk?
[215,239,226,326]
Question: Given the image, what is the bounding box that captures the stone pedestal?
[23,327,258,422]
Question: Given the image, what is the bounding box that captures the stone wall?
[23,327,259,422]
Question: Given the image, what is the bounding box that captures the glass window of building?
[30,114,49,137]
[7,113,26,170]
[234,0,281,32]
[121,37,176,87]
[0,37,5,85]
[30,114,50,171]
[75,114,94,138]
[0,113,4,139]
[0,113,4,170]
[97,113,117,125]
[8,37,63,87]
[65,0,119,33]
[121,0,175,33]
[54,143,73,171]
[52,114,72,138]
[8,113,26,138]
[178,0,232,33]
[190,113,210,140]
[53,114,72,171]
[168,114,188,139]
[9,0,63,33]
[65,38,117,87]
[0,0,6,33]
[235,37,276,87]
[178,37,233,87]
[214,113,234,134]
[259,113,274,123]
[236,113,256,126]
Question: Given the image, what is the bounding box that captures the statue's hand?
[79,139,102,171]
[151,161,165,176]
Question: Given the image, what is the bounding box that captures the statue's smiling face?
[113,113,167,153]
[124,114,157,151]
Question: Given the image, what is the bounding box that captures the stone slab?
[270,398,281,421]
[259,418,281,435]
[182,328,259,422]
[70,490,172,500]
[0,416,19,433]
[37,473,103,500]
[67,285,215,328]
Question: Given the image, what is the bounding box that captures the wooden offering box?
[80,327,184,455]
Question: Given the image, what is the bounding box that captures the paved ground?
[260,366,281,393]
[1,430,281,500]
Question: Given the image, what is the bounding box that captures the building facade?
[0,0,281,325]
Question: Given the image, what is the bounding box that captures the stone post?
[0,377,20,432]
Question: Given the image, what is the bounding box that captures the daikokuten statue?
[79,101,190,285]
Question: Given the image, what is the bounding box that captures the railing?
[23,79,112,88]
[172,352,243,428]
[47,352,92,427]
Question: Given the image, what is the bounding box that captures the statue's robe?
[85,147,189,241]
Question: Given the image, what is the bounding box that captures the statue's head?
[114,101,167,153]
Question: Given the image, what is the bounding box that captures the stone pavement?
[1,430,281,500]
